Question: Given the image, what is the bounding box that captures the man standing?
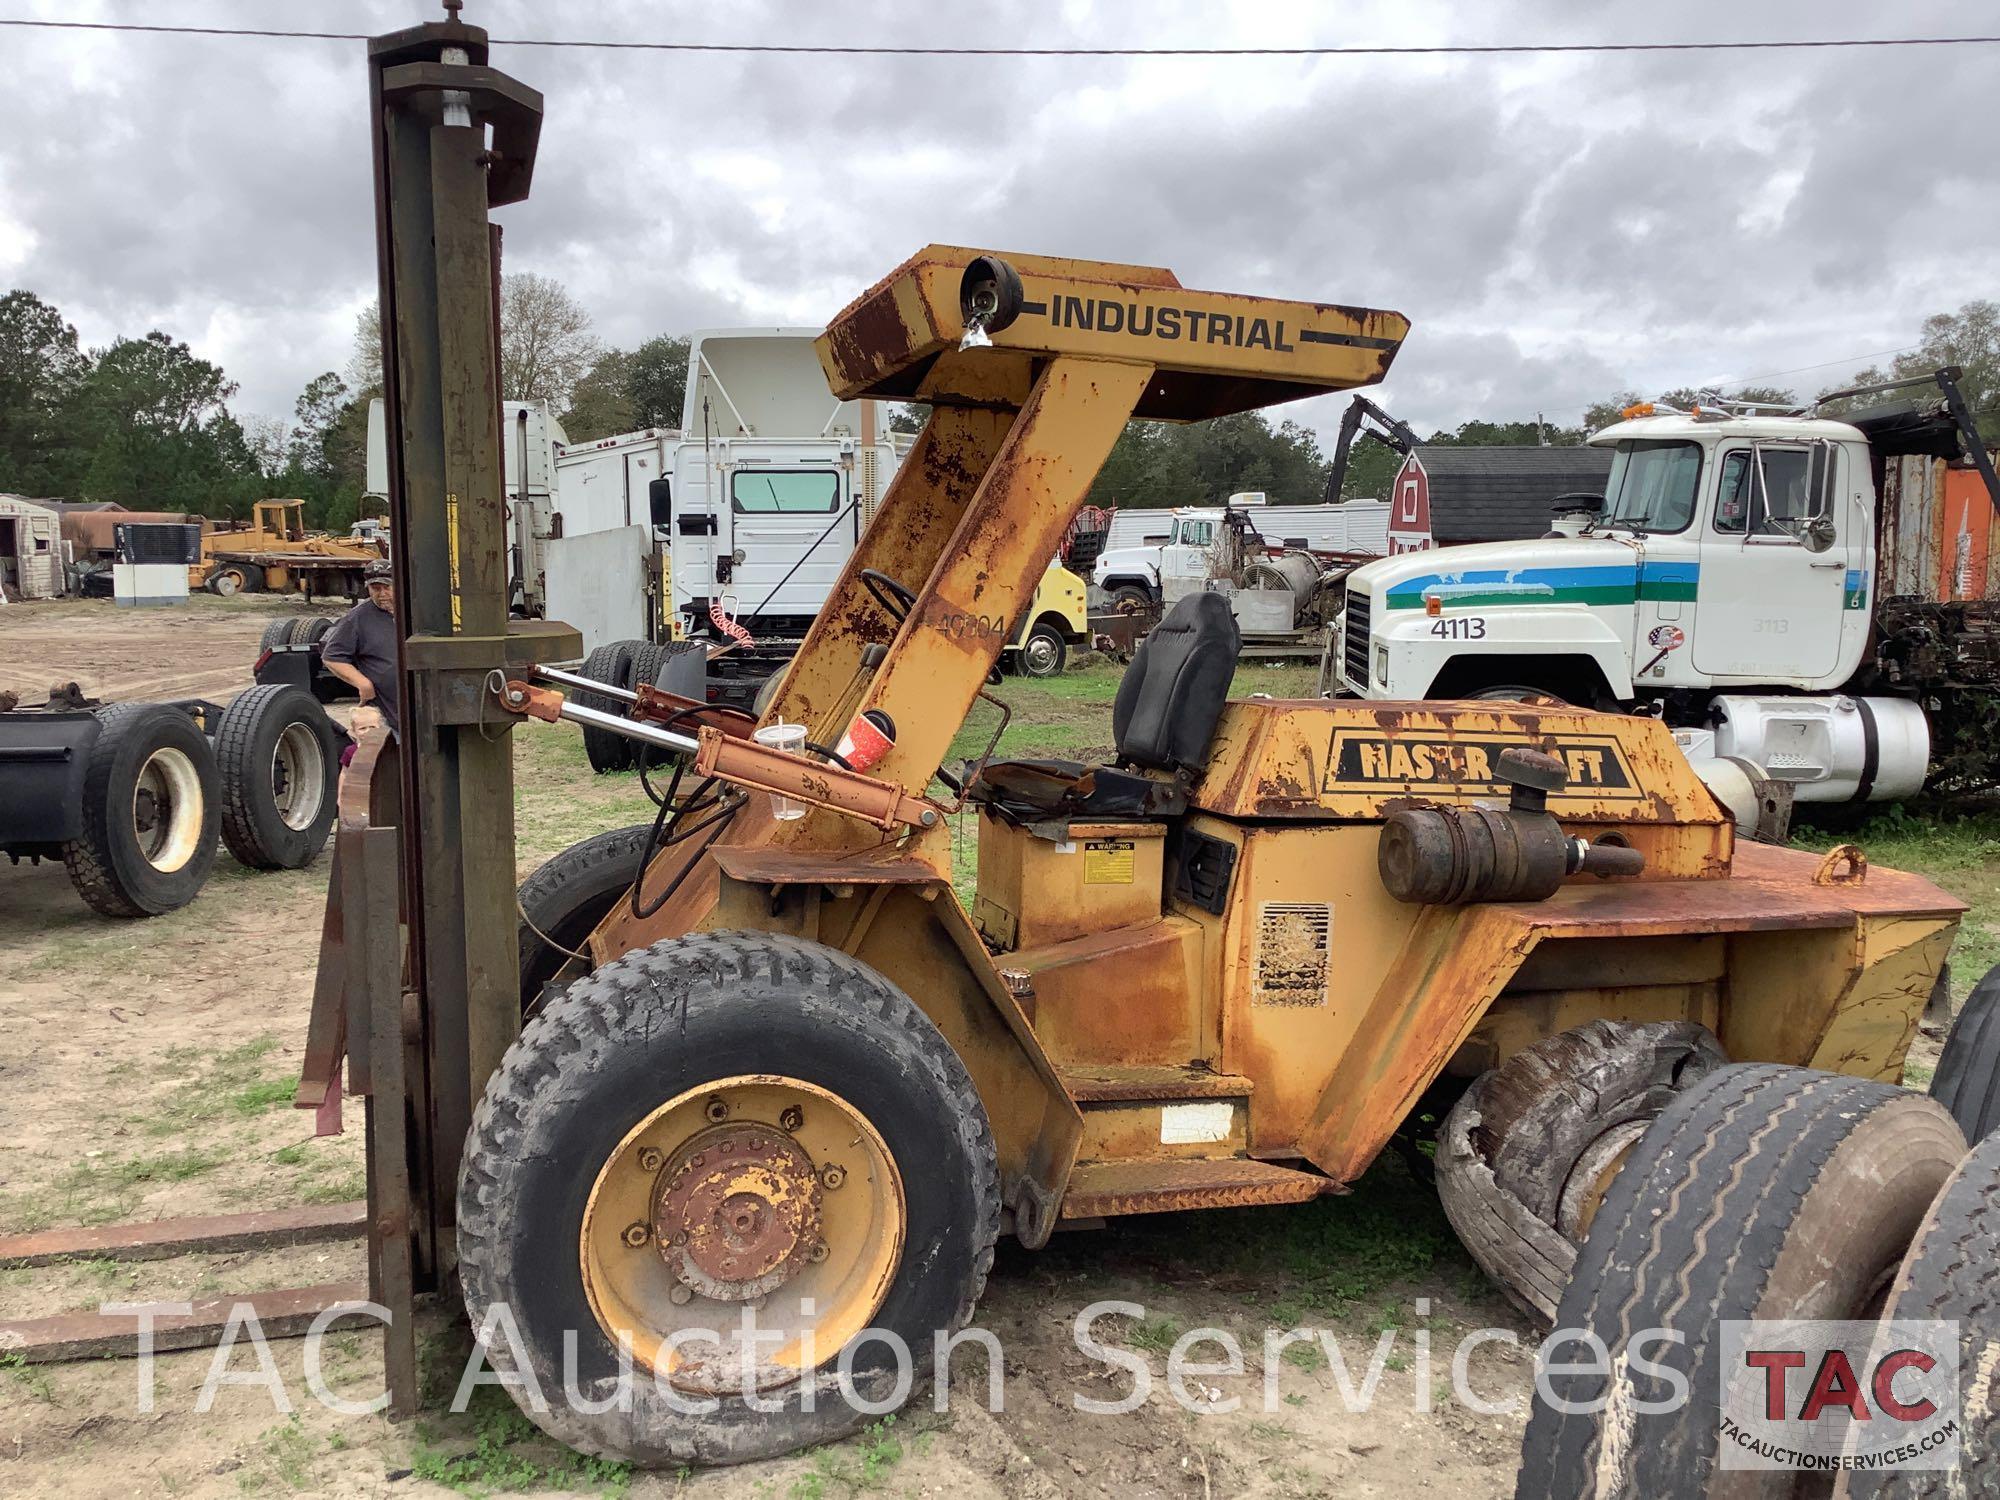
[321,559,400,738]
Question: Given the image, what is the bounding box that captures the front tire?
[1014,623,1066,679]
[458,932,1000,1467]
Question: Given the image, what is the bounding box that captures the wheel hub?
[654,1123,824,1301]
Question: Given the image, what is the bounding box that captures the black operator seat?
[967,591,1242,823]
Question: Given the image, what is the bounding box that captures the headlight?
[1375,644,1389,685]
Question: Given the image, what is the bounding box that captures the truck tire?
[213,685,339,870]
[1110,585,1153,614]
[286,616,331,646]
[1839,1130,2000,1497]
[515,822,656,1018]
[622,639,668,696]
[576,641,639,773]
[458,932,1000,1467]
[1931,962,2000,1143]
[207,565,245,597]
[238,563,267,594]
[1438,1020,1726,1319]
[1014,621,1067,679]
[259,619,295,652]
[1515,1064,1965,1500]
[62,703,221,917]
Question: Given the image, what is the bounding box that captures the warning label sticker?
[1083,839,1136,885]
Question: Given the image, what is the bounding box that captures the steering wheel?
[859,568,918,624]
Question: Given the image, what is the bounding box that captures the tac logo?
[1321,729,1645,802]
[1720,1320,1960,1472]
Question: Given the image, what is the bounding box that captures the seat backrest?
[1112,591,1241,774]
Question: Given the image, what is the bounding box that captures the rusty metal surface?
[1060,1066,1253,1103]
[1,1281,375,1365]
[1058,1158,1331,1219]
[709,846,943,886]
[815,245,1407,422]
[0,1202,366,1271]
[1196,698,1731,842]
[654,1123,824,1302]
[1005,918,1205,1071]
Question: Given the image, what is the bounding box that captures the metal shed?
[0,494,64,599]
[1388,446,1615,548]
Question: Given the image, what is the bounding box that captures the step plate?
[1059,1158,1330,1219]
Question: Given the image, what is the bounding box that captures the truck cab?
[1334,408,1877,706]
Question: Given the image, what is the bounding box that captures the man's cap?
[364,559,394,583]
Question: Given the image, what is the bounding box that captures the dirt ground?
[1,593,1974,1498]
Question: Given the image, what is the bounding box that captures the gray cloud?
[0,0,1991,455]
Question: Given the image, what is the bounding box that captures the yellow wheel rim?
[580,1074,905,1396]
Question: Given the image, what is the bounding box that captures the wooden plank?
[0,1281,375,1364]
[0,1202,365,1271]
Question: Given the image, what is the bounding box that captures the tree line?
[3,280,1991,527]
[0,274,686,532]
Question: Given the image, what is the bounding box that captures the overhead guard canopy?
[815,244,1409,423]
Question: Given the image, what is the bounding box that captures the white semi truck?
[1325,369,2000,820]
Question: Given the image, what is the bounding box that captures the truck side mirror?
[1802,513,1836,553]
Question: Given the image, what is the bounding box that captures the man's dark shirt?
[321,599,401,736]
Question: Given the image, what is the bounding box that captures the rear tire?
[1839,1130,2000,1496]
[1932,961,2000,1143]
[576,641,639,773]
[259,619,295,652]
[239,563,267,594]
[458,932,1000,1467]
[514,822,656,1017]
[287,616,331,646]
[1110,585,1153,614]
[1514,1064,1965,1499]
[63,704,221,917]
[207,567,243,597]
[213,685,339,869]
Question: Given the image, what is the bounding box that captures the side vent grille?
[1253,902,1331,1007]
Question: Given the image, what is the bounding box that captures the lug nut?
[820,1164,846,1190]
[621,1222,650,1248]
[705,1097,730,1122]
[690,1153,705,1168]
[780,1106,804,1132]
[670,1230,688,1246]
[637,1147,663,1173]
[669,1285,693,1306]
[808,1240,828,1263]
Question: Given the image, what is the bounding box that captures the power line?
[2,16,1998,57]
[1715,344,1929,387]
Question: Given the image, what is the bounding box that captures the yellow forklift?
[474,248,1976,1466]
[328,18,1993,1484]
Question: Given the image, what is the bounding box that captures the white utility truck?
[1325,370,2000,821]
[1092,492,1391,610]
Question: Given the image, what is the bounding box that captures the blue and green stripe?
[1384,561,1700,610]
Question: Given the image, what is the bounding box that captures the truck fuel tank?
[1706,694,1929,804]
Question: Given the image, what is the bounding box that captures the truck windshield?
[1602,440,1702,533]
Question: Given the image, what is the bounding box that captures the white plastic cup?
[753,722,809,820]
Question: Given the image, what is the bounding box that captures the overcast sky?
[2,0,1994,455]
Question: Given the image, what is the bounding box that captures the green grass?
[790,1416,909,1497]
[1126,1313,1182,1354]
[0,1351,57,1404]
[1792,807,2000,1005]
[409,1386,630,1496]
